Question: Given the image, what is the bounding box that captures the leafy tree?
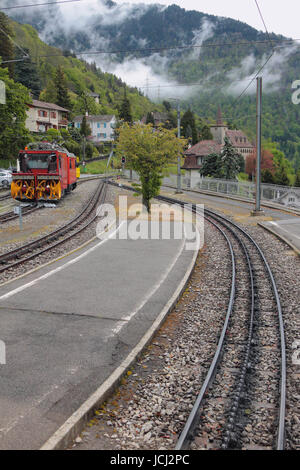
[245,148,274,178]
[274,162,290,186]
[261,168,275,184]
[14,48,41,98]
[116,123,186,212]
[0,12,14,78]
[54,65,72,109]
[0,68,31,159]
[40,79,57,103]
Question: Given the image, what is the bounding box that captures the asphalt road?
[0,220,196,449]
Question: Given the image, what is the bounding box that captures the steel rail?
[0,205,40,224]
[204,207,286,450]
[0,181,105,274]
[107,180,286,449]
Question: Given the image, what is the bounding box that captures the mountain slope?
[5,1,300,167]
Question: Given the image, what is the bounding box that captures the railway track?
[0,193,11,202]
[162,199,285,451]
[0,204,40,224]
[0,180,107,277]
[107,180,286,450]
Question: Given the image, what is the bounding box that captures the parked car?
[0,170,12,188]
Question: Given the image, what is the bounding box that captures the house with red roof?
[182,108,255,174]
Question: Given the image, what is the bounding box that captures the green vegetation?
[10,20,155,121]
[116,123,186,212]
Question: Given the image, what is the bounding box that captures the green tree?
[274,162,290,186]
[261,168,275,184]
[0,68,31,159]
[119,89,132,123]
[0,12,14,78]
[116,123,186,212]
[200,153,222,178]
[14,48,41,98]
[54,66,72,109]
[220,137,241,179]
[181,109,198,145]
[145,112,155,125]
[294,170,300,187]
[199,124,213,141]
[80,114,91,138]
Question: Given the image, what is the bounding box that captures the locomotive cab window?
[21,153,51,170]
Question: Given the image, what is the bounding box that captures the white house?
[73,114,116,143]
[26,99,70,133]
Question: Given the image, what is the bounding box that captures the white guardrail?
[124,170,300,210]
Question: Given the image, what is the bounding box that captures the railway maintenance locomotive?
[11,142,79,202]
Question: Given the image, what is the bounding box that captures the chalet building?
[26,100,70,133]
[73,114,116,143]
[182,108,255,174]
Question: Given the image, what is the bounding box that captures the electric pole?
[251,76,265,216]
[176,99,182,193]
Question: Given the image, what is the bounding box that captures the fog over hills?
[4,0,300,165]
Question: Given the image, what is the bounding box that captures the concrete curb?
[159,183,300,217]
[40,235,200,450]
[258,222,300,256]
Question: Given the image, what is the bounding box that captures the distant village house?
[73,114,116,143]
[182,108,255,176]
[26,100,70,133]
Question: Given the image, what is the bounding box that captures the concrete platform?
[0,221,198,449]
[258,218,300,255]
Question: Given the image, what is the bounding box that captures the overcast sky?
[116,0,300,39]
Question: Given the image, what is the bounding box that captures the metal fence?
[124,170,300,209]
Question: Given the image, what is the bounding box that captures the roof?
[29,99,70,113]
[88,92,100,97]
[225,130,254,148]
[184,140,222,157]
[73,114,115,122]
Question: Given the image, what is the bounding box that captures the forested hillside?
[10,19,155,121]
[3,0,300,169]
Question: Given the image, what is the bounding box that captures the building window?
[76,123,81,129]
[104,123,106,128]
[97,133,101,138]
[38,110,48,117]
[50,112,56,119]
[97,122,100,128]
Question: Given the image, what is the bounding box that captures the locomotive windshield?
[19,153,57,171]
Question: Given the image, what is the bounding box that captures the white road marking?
[269,221,300,241]
[0,222,125,302]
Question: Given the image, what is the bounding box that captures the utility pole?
[251,76,265,216]
[176,99,182,193]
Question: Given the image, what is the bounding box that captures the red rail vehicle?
[11,142,78,202]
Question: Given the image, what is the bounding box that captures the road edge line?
[258,222,300,256]
[40,234,200,450]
